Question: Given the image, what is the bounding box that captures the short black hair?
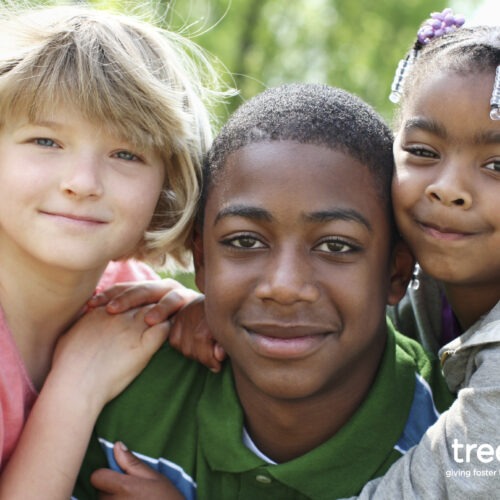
[200,83,394,225]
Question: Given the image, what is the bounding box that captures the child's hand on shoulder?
[88,279,226,372]
[52,305,169,410]
[91,442,184,500]
[87,278,200,325]
[168,295,226,373]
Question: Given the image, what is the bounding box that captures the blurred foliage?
[165,270,198,291]
[5,0,448,122]
[161,0,447,122]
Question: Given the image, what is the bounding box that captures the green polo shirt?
[74,320,454,500]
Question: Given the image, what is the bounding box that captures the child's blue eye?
[114,150,141,162]
[35,138,57,148]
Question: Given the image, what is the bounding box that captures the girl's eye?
[35,138,58,148]
[221,235,265,249]
[404,145,438,159]
[314,238,358,254]
[114,150,142,162]
[484,160,500,173]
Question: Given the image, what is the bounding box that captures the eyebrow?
[304,208,372,232]
[403,117,500,145]
[214,205,273,226]
[22,120,65,131]
[402,117,447,139]
[473,130,500,145]
[214,204,371,231]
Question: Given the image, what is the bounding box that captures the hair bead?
[389,8,465,103]
[490,66,500,120]
[389,48,419,104]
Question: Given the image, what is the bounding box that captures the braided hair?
[389,8,500,125]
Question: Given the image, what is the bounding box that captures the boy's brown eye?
[222,235,265,249]
[314,239,359,254]
[234,237,255,248]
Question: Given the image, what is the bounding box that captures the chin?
[255,375,328,402]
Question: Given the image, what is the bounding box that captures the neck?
[444,282,500,330]
[0,250,106,389]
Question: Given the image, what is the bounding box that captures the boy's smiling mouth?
[242,322,337,359]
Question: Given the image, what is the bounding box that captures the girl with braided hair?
[351,9,500,498]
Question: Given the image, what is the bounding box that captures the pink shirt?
[0,259,158,469]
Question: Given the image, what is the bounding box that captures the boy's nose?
[424,165,472,209]
[254,247,320,305]
[60,155,104,199]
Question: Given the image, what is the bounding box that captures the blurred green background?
[91,0,448,122]
[103,0,495,121]
[31,0,481,120]
[9,0,490,287]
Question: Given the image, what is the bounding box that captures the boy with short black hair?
[75,83,454,500]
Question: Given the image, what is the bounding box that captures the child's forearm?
[0,369,104,498]
[0,305,169,498]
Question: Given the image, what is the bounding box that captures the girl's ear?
[387,240,415,306]
[192,230,205,293]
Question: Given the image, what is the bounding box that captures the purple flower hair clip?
[389,8,465,103]
[416,8,465,46]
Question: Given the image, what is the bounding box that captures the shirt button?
[255,474,272,484]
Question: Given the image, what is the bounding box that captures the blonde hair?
[0,2,228,269]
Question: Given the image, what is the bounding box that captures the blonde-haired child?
[0,2,224,498]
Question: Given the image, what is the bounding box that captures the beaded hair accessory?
[490,66,500,120]
[389,8,465,103]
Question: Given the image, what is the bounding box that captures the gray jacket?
[347,268,500,500]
